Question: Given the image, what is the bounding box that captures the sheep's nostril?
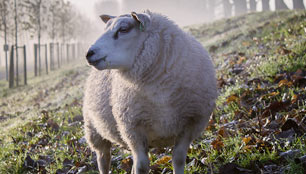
[86,50,95,60]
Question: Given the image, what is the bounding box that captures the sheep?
[83,10,217,174]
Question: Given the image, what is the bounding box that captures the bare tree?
[47,0,61,42]
[262,0,270,11]
[275,0,289,10]
[250,0,257,12]
[223,0,232,17]
[207,0,216,21]
[14,0,19,85]
[293,0,305,9]
[22,0,48,75]
[58,1,73,43]
[233,0,247,16]
[0,0,12,80]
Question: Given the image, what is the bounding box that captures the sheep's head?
[86,12,151,70]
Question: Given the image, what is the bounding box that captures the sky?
[68,0,100,19]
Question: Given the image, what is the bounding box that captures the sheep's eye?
[114,26,133,39]
[118,27,130,33]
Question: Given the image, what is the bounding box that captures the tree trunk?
[23,45,27,85]
[275,0,289,10]
[62,22,66,44]
[51,13,55,70]
[14,0,19,86]
[262,0,270,11]
[38,26,41,75]
[9,45,14,88]
[34,44,37,76]
[45,44,48,74]
[66,44,69,62]
[223,0,232,17]
[250,0,257,12]
[51,12,55,41]
[38,0,42,76]
[293,0,305,9]
[57,43,60,68]
[207,0,215,21]
[4,15,8,81]
[233,0,247,16]
[50,43,53,70]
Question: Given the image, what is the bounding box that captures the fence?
[7,42,87,88]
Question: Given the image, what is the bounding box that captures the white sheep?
[83,11,217,174]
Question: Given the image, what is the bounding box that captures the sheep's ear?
[131,12,150,32]
[100,14,115,24]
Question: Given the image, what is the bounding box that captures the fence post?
[61,43,64,64]
[57,43,60,68]
[34,44,37,76]
[72,44,75,59]
[77,42,81,58]
[16,46,19,87]
[9,45,14,88]
[60,43,62,65]
[49,43,53,70]
[52,43,54,70]
[45,44,48,75]
[4,44,9,81]
[23,45,27,85]
[38,44,41,76]
[66,44,69,62]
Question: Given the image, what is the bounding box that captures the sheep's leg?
[84,121,112,174]
[131,146,150,174]
[172,134,192,174]
[96,140,112,174]
[123,130,149,174]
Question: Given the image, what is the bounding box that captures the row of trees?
[225,0,305,17]
[95,0,305,25]
[0,0,90,45]
[0,0,95,80]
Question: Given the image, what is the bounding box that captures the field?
[0,10,305,174]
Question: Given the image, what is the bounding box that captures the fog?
[92,0,306,27]
[0,0,305,80]
[94,0,222,27]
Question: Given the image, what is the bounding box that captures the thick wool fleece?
[83,11,217,151]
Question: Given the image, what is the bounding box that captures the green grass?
[0,62,89,138]
[0,105,94,174]
[187,9,306,174]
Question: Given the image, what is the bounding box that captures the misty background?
[92,0,306,26]
[0,0,305,82]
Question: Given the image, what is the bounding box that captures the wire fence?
[5,42,87,88]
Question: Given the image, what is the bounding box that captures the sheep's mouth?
[88,56,107,66]
[88,59,101,66]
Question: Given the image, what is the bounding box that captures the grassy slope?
[0,63,89,138]
[0,10,305,174]
[185,10,306,174]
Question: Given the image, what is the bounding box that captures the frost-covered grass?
[0,62,89,138]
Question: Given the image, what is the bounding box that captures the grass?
[0,105,92,174]
[0,62,89,138]
[187,10,306,174]
[0,10,306,174]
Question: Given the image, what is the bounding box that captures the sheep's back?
[144,27,218,143]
